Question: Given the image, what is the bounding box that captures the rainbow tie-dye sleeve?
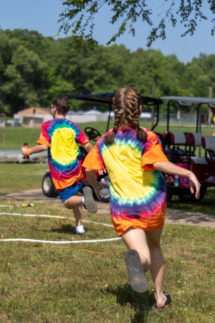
[75,126,89,145]
[37,124,51,147]
[141,130,168,170]
[82,142,106,171]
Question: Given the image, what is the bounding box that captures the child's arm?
[83,142,107,175]
[21,144,48,157]
[153,161,201,199]
[82,142,93,153]
[85,168,108,200]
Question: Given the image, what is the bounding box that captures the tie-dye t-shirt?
[82,127,168,220]
[37,118,89,191]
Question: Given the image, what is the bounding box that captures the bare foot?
[154,292,167,308]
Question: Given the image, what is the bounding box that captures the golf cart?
[42,92,162,201]
[160,96,215,202]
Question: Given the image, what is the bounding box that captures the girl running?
[82,88,200,309]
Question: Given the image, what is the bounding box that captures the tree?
[1,45,49,113]
[58,0,215,50]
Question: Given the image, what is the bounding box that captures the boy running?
[21,96,99,234]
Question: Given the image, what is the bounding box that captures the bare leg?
[73,205,82,226]
[63,194,83,228]
[145,227,167,308]
[122,228,151,272]
[63,195,83,209]
[122,226,167,307]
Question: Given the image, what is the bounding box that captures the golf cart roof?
[68,93,163,106]
[161,96,215,106]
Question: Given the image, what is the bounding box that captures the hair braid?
[104,87,147,145]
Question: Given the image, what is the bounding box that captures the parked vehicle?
[6,119,22,127]
[161,96,215,201]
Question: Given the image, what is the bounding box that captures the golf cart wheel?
[100,175,110,203]
[178,186,207,202]
[93,175,110,203]
[100,193,110,203]
[42,172,59,198]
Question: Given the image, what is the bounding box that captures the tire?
[99,175,110,203]
[99,192,110,203]
[42,172,59,198]
[178,186,207,202]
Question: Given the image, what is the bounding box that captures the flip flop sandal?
[125,249,148,293]
[153,293,171,312]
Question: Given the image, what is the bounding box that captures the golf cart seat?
[185,133,202,147]
[163,132,188,163]
[164,131,187,146]
[202,136,215,163]
[185,132,202,156]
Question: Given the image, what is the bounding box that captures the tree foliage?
[0,29,214,114]
[58,0,215,50]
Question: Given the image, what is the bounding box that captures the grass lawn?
[0,201,214,322]
[168,188,215,216]
[0,121,213,150]
[0,163,49,194]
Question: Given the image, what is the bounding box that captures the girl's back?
[91,126,166,219]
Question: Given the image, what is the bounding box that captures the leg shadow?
[51,224,75,234]
[100,284,154,323]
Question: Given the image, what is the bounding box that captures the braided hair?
[105,87,147,145]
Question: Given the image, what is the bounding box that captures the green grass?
[168,188,215,216]
[0,121,213,150]
[0,123,112,150]
[0,201,215,322]
[0,163,49,194]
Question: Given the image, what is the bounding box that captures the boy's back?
[37,118,89,191]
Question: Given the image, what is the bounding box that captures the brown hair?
[105,87,147,145]
[52,96,70,116]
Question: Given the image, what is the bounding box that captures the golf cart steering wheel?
[84,127,101,142]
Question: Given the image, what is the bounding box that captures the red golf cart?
[160,96,215,202]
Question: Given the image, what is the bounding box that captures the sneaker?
[83,186,98,213]
[125,249,148,293]
[74,228,86,235]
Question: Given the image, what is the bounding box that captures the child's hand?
[93,182,109,200]
[98,169,107,176]
[21,147,28,157]
[187,172,201,199]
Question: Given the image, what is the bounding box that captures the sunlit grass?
[0,201,214,322]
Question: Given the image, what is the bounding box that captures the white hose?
[0,237,121,244]
[0,212,120,244]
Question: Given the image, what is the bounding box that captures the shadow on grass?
[167,188,215,217]
[51,224,75,234]
[101,284,154,323]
